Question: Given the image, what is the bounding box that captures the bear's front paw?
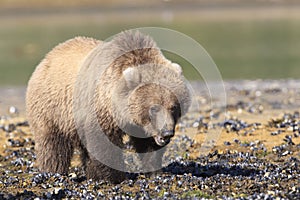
[143,169,163,179]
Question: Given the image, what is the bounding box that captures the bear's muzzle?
[154,130,174,146]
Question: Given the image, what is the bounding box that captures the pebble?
[9,106,18,115]
[233,139,240,144]
[0,144,298,200]
[3,124,16,133]
[68,172,77,180]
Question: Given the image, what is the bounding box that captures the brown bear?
[26,31,191,183]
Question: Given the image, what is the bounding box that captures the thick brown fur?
[26,31,191,183]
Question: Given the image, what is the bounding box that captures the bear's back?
[31,37,101,86]
[26,37,101,135]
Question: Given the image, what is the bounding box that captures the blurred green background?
[0,0,300,85]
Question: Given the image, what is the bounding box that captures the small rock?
[68,172,77,179]
[281,151,290,156]
[233,139,240,144]
[264,172,270,177]
[4,124,16,132]
[224,141,231,146]
[267,190,275,196]
[54,187,62,194]
[9,106,18,114]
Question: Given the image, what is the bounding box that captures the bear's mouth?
[154,135,171,146]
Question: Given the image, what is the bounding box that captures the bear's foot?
[86,159,126,184]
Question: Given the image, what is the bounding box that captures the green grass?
[1,18,300,85]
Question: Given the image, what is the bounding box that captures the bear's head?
[128,83,181,146]
[113,62,191,146]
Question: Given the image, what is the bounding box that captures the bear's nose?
[161,130,174,138]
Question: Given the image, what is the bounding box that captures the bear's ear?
[123,67,141,89]
[171,63,182,74]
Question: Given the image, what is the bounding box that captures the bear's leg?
[130,136,165,176]
[35,127,74,175]
[85,157,126,183]
[82,133,126,183]
[79,143,89,171]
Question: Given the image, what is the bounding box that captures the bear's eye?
[171,105,178,112]
[149,104,161,120]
